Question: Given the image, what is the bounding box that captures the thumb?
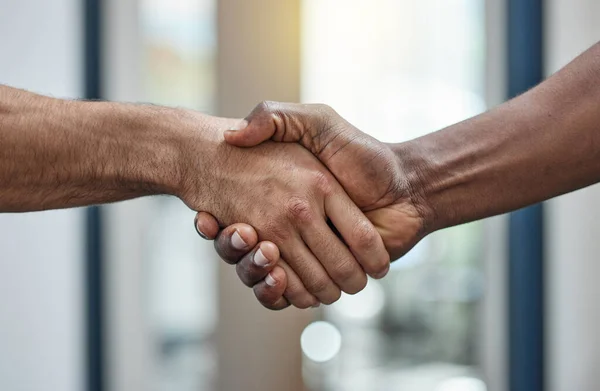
[223,101,310,147]
[223,107,278,147]
[224,118,275,147]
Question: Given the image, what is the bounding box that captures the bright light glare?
[436,377,487,391]
[302,0,486,143]
[301,321,342,363]
[330,279,385,322]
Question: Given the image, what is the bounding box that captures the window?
[301,1,487,389]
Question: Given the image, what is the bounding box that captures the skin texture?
[0,85,390,308]
[198,41,600,310]
[227,102,430,261]
[0,88,185,210]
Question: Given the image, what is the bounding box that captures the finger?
[300,220,367,295]
[325,190,391,279]
[194,211,220,240]
[214,224,258,265]
[236,241,280,287]
[280,236,342,305]
[278,259,320,309]
[253,266,290,311]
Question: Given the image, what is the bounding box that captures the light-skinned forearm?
[0,85,231,212]
[396,42,600,233]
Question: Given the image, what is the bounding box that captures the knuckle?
[284,281,315,309]
[310,171,334,196]
[330,260,361,285]
[286,293,315,309]
[373,258,391,277]
[256,100,280,119]
[285,196,314,224]
[306,275,332,295]
[346,273,368,295]
[320,288,342,305]
[257,100,275,112]
[261,219,290,242]
[314,103,334,115]
[371,252,391,276]
[352,221,379,250]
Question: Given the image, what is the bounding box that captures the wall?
[216,2,312,391]
[545,1,600,390]
[0,1,84,391]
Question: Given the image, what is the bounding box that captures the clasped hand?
[191,102,430,310]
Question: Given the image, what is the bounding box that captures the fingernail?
[265,273,277,287]
[229,119,248,131]
[253,248,270,267]
[231,230,248,250]
[194,219,209,240]
[373,264,390,279]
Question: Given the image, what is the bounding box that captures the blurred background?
[0,0,599,390]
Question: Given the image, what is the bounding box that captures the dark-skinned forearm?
[394,42,600,233]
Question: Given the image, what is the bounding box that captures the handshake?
[2,42,597,312]
[155,44,600,311]
[185,102,435,310]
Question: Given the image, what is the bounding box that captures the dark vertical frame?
[507,0,544,390]
[84,1,104,391]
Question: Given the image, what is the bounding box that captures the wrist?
[391,112,512,233]
[388,139,443,235]
[88,101,196,198]
[167,109,242,209]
